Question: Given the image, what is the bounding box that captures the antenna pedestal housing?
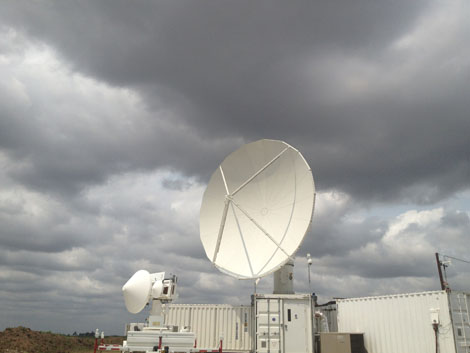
[273,259,294,294]
[148,299,164,328]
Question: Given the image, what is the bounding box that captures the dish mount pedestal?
[273,259,295,294]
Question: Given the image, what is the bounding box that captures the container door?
[256,298,282,353]
[283,299,310,353]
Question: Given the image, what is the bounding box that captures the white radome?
[122,270,152,314]
[200,139,315,279]
[151,279,164,298]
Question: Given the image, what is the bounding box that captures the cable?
[442,254,470,265]
[433,323,439,353]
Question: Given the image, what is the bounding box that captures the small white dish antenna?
[122,271,175,314]
[200,139,315,279]
[122,270,152,314]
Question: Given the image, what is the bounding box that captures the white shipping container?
[337,290,470,353]
[164,304,252,352]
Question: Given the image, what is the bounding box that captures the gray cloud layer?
[1,0,469,202]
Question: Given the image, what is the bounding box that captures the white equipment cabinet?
[337,290,470,353]
[164,304,253,352]
[254,294,314,353]
[125,329,195,352]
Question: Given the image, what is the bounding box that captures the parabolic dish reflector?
[200,139,315,279]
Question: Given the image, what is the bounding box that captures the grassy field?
[0,327,124,353]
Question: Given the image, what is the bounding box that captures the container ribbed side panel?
[316,302,337,332]
[337,290,457,353]
[164,304,252,351]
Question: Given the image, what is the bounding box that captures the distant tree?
[78,331,95,337]
[73,331,77,336]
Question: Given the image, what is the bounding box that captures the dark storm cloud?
[0,41,243,198]
[0,0,428,86]
[2,0,469,204]
[0,211,87,253]
[304,216,386,258]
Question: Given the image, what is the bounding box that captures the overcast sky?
[1,0,469,335]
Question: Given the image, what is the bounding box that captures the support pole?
[93,329,99,353]
[435,252,446,290]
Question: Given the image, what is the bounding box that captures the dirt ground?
[0,327,123,353]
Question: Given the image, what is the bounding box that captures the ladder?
[456,293,470,352]
[255,297,283,353]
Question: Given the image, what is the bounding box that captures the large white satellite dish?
[200,139,315,279]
